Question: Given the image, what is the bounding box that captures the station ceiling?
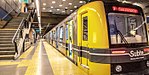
[41,0,86,14]
[41,0,149,15]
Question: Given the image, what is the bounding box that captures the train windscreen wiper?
[114,20,128,44]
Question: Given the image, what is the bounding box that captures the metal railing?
[12,18,25,54]
[11,9,36,59]
[12,18,25,43]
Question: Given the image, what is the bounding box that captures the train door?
[56,27,59,48]
[81,13,89,69]
[68,20,74,59]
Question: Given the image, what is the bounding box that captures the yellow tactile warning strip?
[43,41,88,75]
[18,41,43,75]
[19,46,34,59]
[0,46,34,66]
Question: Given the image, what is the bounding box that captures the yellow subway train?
[44,1,149,75]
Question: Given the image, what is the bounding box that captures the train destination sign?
[112,6,139,14]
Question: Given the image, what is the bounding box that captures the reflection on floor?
[0,39,87,75]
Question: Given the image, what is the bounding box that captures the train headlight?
[146,61,149,67]
[115,65,122,72]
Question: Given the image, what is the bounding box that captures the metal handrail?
[26,8,36,21]
[32,8,36,19]
[12,18,25,43]
[26,12,31,21]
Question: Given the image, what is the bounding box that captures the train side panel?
[77,1,110,75]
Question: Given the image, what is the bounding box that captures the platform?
[0,39,87,75]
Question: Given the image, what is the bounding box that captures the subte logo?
[129,50,144,57]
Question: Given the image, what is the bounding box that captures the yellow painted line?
[43,41,88,75]
[0,61,19,66]
[0,40,42,75]
[24,40,42,75]
[0,46,34,66]
[19,46,34,58]
[0,29,17,30]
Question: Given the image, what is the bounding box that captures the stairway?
[0,13,28,60]
[5,13,28,29]
[0,29,16,60]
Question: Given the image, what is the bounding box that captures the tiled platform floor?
[0,39,87,75]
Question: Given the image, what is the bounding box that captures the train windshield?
[108,13,147,45]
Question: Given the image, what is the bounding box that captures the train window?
[59,26,64,42]
[83,16,88,41]
[53,31,55,40]
[108,13,147,44]
[56,28,59,40]
[50,32,52,39]
[66,24,68,40]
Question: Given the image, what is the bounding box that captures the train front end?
[104,2,149,75]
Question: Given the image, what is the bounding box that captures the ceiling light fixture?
[43,8,46,10]
[122,1,131,3]
[49,10,52,12]
[62,11,65,13]
[62,0,66,1]
[43,3,46,6]
[69,3,72,5]
[59,5,63,7]
[133,3,140,6]
[65,7,68,9]
[79,1,83,3]
[51,6,54,8]
[57,9,60,11]
[74,6,77,8]
[70,10,73,12]
[52,1,56,4]
[74,12,77,15]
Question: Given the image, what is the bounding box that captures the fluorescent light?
[43,8,45,10]
[74,6,77,8]
[52,1,56,4]
[59,5,62,7]
[57,9,60,11]
[51,6,53,8]
[62,0,66,1]
[69,3,72,5]
[43,3,46,6]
